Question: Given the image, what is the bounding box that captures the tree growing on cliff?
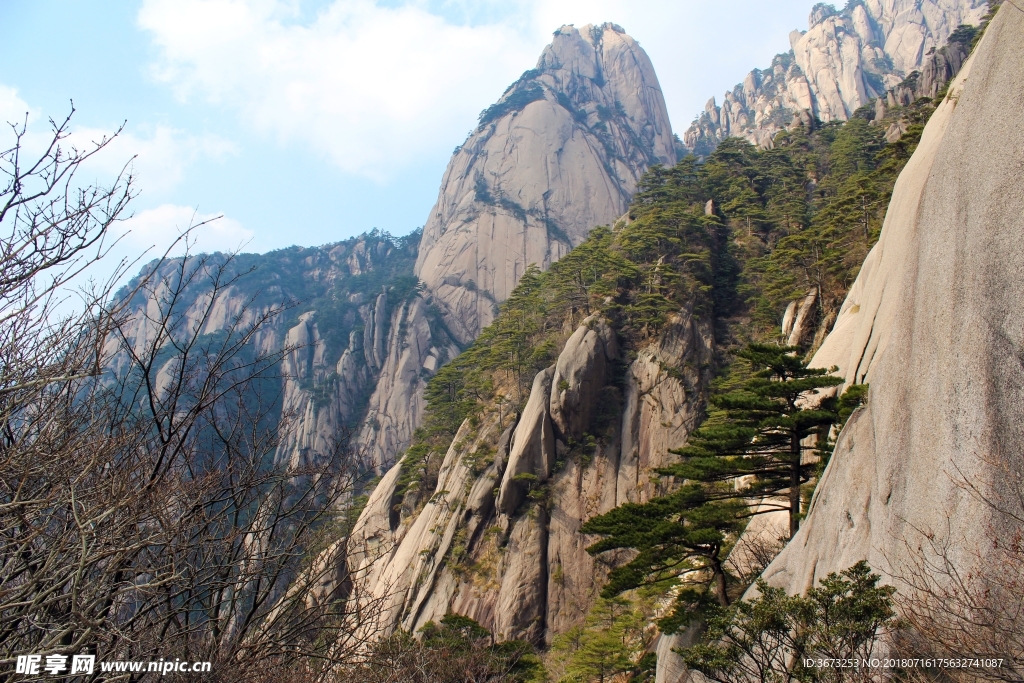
[548,596,658,683]
[582,343,843,627]
[667,343,844,538]
[582,486,747,618]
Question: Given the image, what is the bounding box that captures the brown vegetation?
[0,110,383,682]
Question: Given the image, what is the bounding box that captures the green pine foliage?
[581,486,747,618]
[704,110,931,340]
[352,614,544,682]
[548,597,658,683]
[666,344,844,539]
[681,562,897,683]
[581,344,844,629]
[573,89,951,633]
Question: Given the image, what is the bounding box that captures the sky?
[0,0,819,262]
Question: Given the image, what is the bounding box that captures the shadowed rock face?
[759,3,1024,609]
[683,0,987,154]
[414,23,676,345]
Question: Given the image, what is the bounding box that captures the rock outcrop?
[342,307,714,645]
[757,2,1023,613]
[414,23,676,345]
[683,0,986,155]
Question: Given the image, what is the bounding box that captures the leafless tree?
[0,109,384,682]
[888,454,1024,683]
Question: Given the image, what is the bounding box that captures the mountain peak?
[413,22,674,345]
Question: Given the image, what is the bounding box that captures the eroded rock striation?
[683,0,986,154]
[414,23,676,345]
[758,3,1024,615]
[343,309,714,645]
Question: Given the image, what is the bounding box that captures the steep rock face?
[111,234,446,473]
[758,7,1024,603]
[497,367,557,517]
[414,23,676,345]
[683,0,986,154]
[355,297,460,468]
[342,308,714,645]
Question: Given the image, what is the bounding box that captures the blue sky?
[1,0,818,260]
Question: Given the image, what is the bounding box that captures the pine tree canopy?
[582,484,747,615]
[663,343,844,537]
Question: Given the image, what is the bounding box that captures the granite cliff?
[656,6,1023,680]
[760,2,1023,602]
[340,307,715,646]
[415,23,676,346]
[683,0,987,154]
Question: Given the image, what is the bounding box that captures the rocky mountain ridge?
[683,0,987,154]
[110,231,457,472]
[114,23,676,476]
[339,308,714,645]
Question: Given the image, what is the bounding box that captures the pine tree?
[582,485,747,613]
[666,343,844,538]
[681,562,897,683]
[582,343,844,627]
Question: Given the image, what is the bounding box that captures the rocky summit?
[415,22,676,346]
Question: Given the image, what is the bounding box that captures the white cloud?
[137,0,816,182]
[0,85,41,144]
[0,84,235,197]
[68,125,238,195]
[0,84,39,129]
[138,0,539,180]
[118,204,254,255]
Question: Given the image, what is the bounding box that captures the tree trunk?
[790,433,801,539]
[710,555,730,607]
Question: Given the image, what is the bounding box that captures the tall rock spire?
[414,22,675,345]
